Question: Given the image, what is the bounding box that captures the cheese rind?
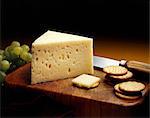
[31,30,93,84]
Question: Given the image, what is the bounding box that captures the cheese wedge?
[72,74,101,88]
[31,30,93,84]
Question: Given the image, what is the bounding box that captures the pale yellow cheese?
[31,30,93,84]
[72,74,101,88]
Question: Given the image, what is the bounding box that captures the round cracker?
[106,74,130,84]
[119,81,145,93]
[103,66,128,75]
[114,84,124,94]
[109,71,133,80]
[115,92,141,100]
[114,83,142,96]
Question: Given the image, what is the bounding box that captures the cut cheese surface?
[72,74,101,88]
[31,30,93,84]
[33,31,92,45]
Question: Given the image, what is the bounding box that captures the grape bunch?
[0,41,32,85]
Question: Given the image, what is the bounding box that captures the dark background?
[1,1,149,117]
[1,0,149,42]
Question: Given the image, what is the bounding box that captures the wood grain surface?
[5,63,149,104]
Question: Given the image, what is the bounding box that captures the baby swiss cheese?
[31,30,93,84]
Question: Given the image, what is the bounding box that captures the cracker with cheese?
[72,74,101,88]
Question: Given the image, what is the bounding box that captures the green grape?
[1,60,10,72]
[11,41,20,47]
[7,46,14,52]
[20,51,32,62]
[0,55,2,62]
[12,46,23,56]
[27,53,32,62]
[0,61,1,70]
[4,46,9,53]
[21,44,30,52]
[0,50,6,60]
[1,54,6,60]
[20,51,29,61]
[0,50,4,55]
[0,71,6,84]
[10,50,19,60]
[4,47,11,61]
[4,46,17,61]
[4,46,19,60]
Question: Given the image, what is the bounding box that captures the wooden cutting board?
[5,63,149,108]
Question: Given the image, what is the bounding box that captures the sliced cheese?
[72,74,101,88]
[31,30,93,84]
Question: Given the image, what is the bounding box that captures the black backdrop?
[1,1,149,117]
[1,0,149,41]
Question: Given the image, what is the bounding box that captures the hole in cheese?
[67,54,69,59]
[68,68,71,72]
[62,54,65,60]
[49,64,51,68]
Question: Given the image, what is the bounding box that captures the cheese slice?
[72,74,101,88]
[31,30,93,84]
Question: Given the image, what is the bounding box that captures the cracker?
[103,66,128,75]
[105,75,131,85]
[115,92,141,100]
[92,82,100,88]
[109,71,133,80]
[114,83,142,96]
[119,81,145,93]
[114,83,124,94]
